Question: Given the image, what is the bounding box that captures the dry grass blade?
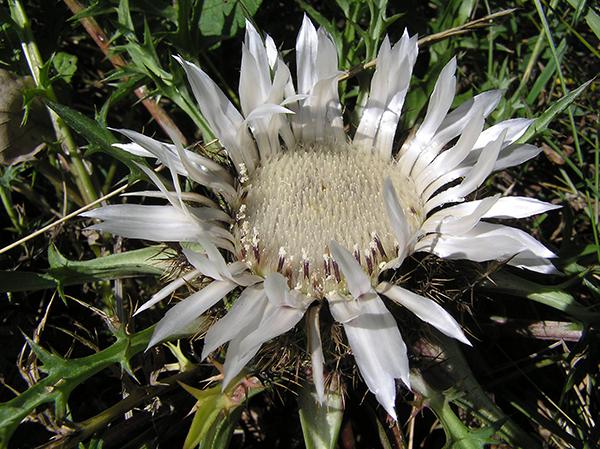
[0,183,129,255]
[339,8,518,81]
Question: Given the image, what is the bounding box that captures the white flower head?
[82,17,559,419]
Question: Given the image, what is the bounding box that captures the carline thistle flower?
[83,17,559,418]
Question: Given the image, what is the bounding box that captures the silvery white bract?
[83,16,559,419]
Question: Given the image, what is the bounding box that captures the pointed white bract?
[327,291,409,419]
[148,279,238,348]
[82,17,559,420]
[355,31,418,158]
[293,15,344,144]
[306,306,325,403]
[221,273,311,387]
[377,282,470,345]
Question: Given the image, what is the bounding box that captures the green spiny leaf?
[47,244,174,285]
[0,327,153,447]
[44,100,145,179]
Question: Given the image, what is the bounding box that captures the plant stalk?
[8,0,98,205]
[0,183,22,232]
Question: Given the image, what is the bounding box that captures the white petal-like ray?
[355,31,418,158]
[113,142,154,158]
[201,285,267,359]
[383,178,410,257]
[425,130,505,212]
[296,15,319,95]
[135,269,201,316]
[377,282,470,345]
[175,56,258,174]
[222,273,310,387]
[240,22,270,115]
[414,110,485,194]
[507,251,559,274]
[182,248,226,282]
[300,76,344,143]
[439,90,502,133]
[294,16,343,144]
[265,34,278,68]
[327,292,409,419]
[329,240,373,299]
[316,27,338,79]
[415,57,457,141]
[114,128,236,199]
[473,118,533,150]
[492,144,543,171]
[422,194,500,235]
[399,57,457,177]
[416,221,556,272]
[82,205,206,242]
[411,90,502,179]
[424,197,560,230]
[148,280,237,347]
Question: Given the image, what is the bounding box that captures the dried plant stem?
[62,0,188,146]
[487,317,583,342]
[8,0,98,205]
[339,8,518,82]
[0,183,129,255]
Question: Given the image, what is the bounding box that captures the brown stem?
[486,317,583,342]
[62,0,188,145]
[390,420,407,449]
[340,419,357,449]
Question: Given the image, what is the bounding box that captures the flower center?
[236,143,424,295]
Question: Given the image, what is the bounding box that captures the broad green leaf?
[47,244,174,283]
[199,0,262,38]
[298,381,344,449]
[484,271,598,322]
[45,100,115,152]
[585,8,600,40]
[517,79,592,144]
[51,52,78,83]
[0,327,153,448]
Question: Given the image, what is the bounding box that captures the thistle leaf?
[298,380,344,449]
